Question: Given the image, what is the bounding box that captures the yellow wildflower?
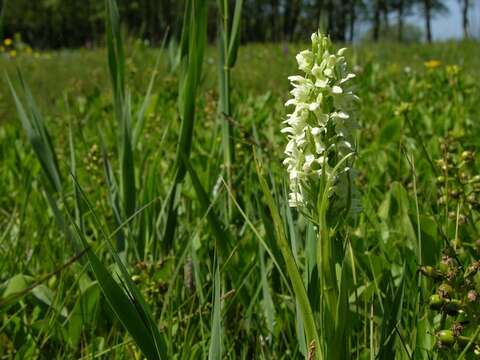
[424,59,441,69]
[9,50,17,58]
[446,65,461,76]
[4,38,12,46]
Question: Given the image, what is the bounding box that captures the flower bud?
[464,261,480,278]
[436,159,447,169]
[437,283,453,299]
[467,193,477,205]
[471,175,480,183]
[450,238,462,248]
[418,265,445,280]
[475,239,480,251]
[438,195,447,205]
[467,290,477,302]
[429,294,444,310]
[453,322,464,337]
[437,330,455,347]
[449,189,460,199]
[461,150,474,162]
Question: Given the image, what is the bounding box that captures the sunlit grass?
[1,7,480,359]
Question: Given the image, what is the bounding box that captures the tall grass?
[2,2,480,359]
[217,0,243,220]
[163,0,208,252]
[6,1,169,358]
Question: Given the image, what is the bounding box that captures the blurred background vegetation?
[0,0,477,49]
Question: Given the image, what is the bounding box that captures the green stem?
[315,153,355,358]
[317,196,338,358]
[218,0,234,220]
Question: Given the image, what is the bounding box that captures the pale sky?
[408,0,480,40]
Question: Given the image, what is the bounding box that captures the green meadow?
[1,4,480,359]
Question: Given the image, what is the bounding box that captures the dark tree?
[393,0,415,42]
[283,0,302,41]
[270,0,279,41]
[424,0,432,42]
[459,0,470,38]
[420,0,448,43]
[0,0,455,47]
[372,0,381,41]
[0,0,6,39]
[349,0,358,42]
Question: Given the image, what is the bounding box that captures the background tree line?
[0,0,475,48]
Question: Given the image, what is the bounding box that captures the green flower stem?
[316,154,355,358]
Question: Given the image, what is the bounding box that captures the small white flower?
[331,111,349,119]
[339,73,356,84]
[296,50,314,72]
[332,86,343,94]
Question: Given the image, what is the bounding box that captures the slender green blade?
[208,260,222,360]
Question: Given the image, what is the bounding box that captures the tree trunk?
[373,0,381,41]
[382,0,389,30]
[0,0,6,40]
[270,0,278,41]
[397,0,404,42]
[160,0,172,37]
[327,0,334,36]
[349,0,356,42]
[289,0,302,41]
[336,0,348,41]
[424,0,432,42]
[255,0,265,41]
[283,0,292,40]
[462,0,470,38]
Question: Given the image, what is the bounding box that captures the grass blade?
[7,72,62,193]
[208,259,222,360]
[71,176,167,359]
[254,154,321,359]
[105,0,136,252]
[182,154,231,257]
[378,266,406,359]
[163,0,207,251]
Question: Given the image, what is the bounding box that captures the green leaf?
[7,72,62,193]
[378,265,406,359]
[163,0,208,250]
[254,155,321,359]
[82,245,162,360]
[182,154,231,257]
[227,0,243,67]
[31,284,68,317]
[66,282,101,349]
[2,274,32,298]
[208,261,222,360]
[70,176,167,359]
